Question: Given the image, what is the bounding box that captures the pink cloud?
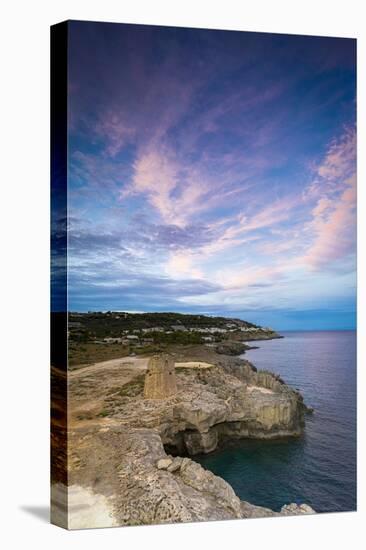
[216,264,285,291]
[204,195,300,254]
[122,148,211,227]
[94,111,135,158]
[165,251,203,280]
[302,128,356,269]
[317,127,356,182]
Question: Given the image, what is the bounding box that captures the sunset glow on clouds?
[66,22,356,329]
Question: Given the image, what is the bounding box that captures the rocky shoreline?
[52,337,315,528]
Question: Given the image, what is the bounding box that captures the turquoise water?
[195,331,356,513]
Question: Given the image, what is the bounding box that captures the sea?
[195,330,357,513]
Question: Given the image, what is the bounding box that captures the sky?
[65,21,356,330]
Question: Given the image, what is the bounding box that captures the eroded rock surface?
[99,358,308,455]
[63,427,314,528]
[60,347,315,528]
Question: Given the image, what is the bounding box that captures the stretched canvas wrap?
[51,20,357,530]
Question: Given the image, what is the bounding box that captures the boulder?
[281,503,315,515]
[184,430,218,455]
[167,456,183,472]
[156,458,173,470]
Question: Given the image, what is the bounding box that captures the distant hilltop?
[64,310,282,372]
[66,311,279,343]
[68,310,275,331]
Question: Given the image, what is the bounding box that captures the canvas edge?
[50,20,69,530]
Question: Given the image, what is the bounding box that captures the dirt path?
[69,355,149,379]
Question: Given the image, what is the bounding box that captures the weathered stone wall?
[144,353,177,399]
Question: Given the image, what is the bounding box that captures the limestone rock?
[240,501,278,518]
[118,358,308,455]
[114,428,243,525]
[215,341,250,356]
[280,503,315,515]
[157,458,173,470]
[64,346,315,528]
[240,500,315,518]
[184,430,218,454]
[167,456,183,472]
[69,427,315,526]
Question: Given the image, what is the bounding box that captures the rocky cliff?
[103,357,308,455]
[62,426,313,528]
[59,347,314,529]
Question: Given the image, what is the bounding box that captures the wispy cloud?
[122,148,212,227]
[302,127,356,269]
[66,22,356,327]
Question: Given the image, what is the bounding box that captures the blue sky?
[65,21,356,330]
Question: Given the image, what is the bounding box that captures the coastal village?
[90,321,274,346]
[67,311,277,365]
[68,311,280,368]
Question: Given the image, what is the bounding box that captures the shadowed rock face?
[143,354,177,399]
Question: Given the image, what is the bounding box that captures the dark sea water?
[195,331,357,513]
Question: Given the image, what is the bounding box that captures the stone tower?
[144,353,177,399]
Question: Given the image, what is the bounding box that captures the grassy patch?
[98,409,110,417]
[117,375,145,397]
